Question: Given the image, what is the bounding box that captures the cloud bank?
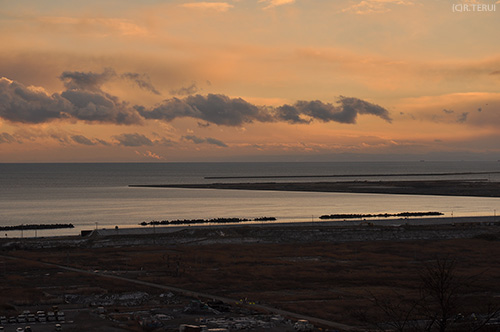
[0,69,162,124]
[0,72,392,127]
[139,94,392,126]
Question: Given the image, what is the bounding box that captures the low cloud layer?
[71,134,97,145]
[139,94,274,126]
[1,72,392,127]
[275,97,392,124]
[0,132,19,144]
[139,94,392,126]
[183,135,228,147]
[113,133,154,147]
[0,129,171,148]
[0,71,143,124]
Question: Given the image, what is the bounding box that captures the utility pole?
[153,223,156,245]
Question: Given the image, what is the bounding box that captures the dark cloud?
[61,89,141,124]
[457,112,469,123]
[183,135,228,147]
[71,135,110,146]
[337,97,392,123]
[0,132,19,144]
[122,72,161,95]
[71,135,97,145]
[205,137,228,147]
[182,94,272,125]
[1,73,392,127]
[0,74,141,124]
[139,94,392,126]
[60,68,116,91]
[60,69,161,95]
[95,138,111,146]
[298,100,343,122]
[113,133,154,147]
[50,133,71,144]
[432,108,469,123]
[275,97,392,124]
[275,104,310,124]
[0,72,142,124]
[170,82,199,96]
[197,121,211,127]
[183,135,205,144]
[490,70,500,75]
[0,77,70,123]
[139,94,273,126]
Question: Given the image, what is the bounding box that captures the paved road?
[1,254,360,331]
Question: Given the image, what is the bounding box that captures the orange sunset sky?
[1,0,499,162]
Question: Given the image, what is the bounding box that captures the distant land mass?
[204,171,500,180]
[129,180,500,197]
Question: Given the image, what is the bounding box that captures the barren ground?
[1,223,499,331]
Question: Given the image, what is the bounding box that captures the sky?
[1,0,500,162]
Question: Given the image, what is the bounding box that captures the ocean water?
[1,162,500,238]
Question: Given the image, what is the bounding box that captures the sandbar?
[130,179,500,197]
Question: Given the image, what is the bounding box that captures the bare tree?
[368,291,420,332]
[418,257,465,332]
[364,257,499,332]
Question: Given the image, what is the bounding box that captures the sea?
[1,161,500,238]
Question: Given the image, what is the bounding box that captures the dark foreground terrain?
[1,223,499,331]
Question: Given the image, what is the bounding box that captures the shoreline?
[129,179,500,197]
[1,215,498,249]
[92,214,500,236]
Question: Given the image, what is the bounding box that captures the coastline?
[1,215,498,250]
[93,214,499,236]
[130,179,500,197]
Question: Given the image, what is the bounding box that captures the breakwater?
[0,223,74,231]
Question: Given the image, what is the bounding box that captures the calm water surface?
[1,162,500,237]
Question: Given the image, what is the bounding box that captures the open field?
[1,222,500,331]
